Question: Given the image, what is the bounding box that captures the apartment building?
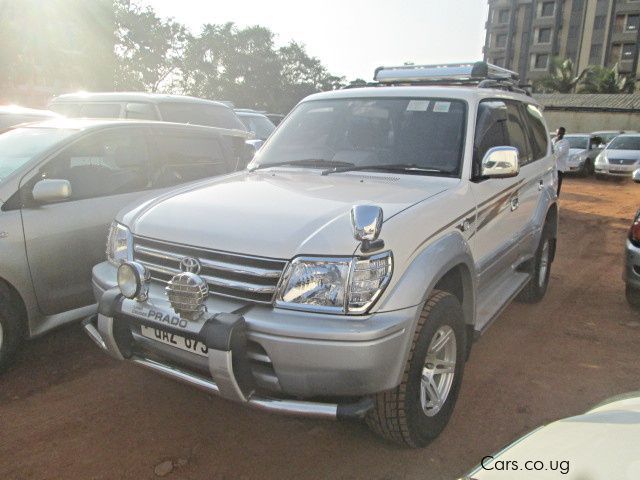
[483,0,640,84]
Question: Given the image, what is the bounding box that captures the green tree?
[578,64,635,94]
[114,0,190,92]
[533,57,588,93]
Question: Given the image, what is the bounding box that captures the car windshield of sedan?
[566,136,589,149]
[607,136,640,151]
[0,127,75,181]
[252,98,467,176]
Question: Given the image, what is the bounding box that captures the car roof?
[50,92,231,108]
[303,85,539,106]
[613,133,640,138]
[14,118,249,137]
[236,111,269,118]
[0,105,59,117]
[565,133,591,137]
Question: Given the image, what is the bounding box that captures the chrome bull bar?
[83,313,372,420]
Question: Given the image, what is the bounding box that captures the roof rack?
[372,61,529,95]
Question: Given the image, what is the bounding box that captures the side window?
[522,104,549,161]
[473,100,509,177]
[49,103,81,117]
[148,131,231,188]
[125,103,158,120]
[505,101,532,165]
[79,103,122,118]
[35,128,150,200]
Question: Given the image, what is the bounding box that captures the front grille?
[133,236,287,304]
[608,158,637,165]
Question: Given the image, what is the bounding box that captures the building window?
[532,53,550,69]
[593,15,606,30]
[621,43,636,60]
[589,43,602,64]
[498,9,510,23]
[495,33,507,48]
[493,57,506,67]
[540,1,555,17]
[627,15,639,31]
[537,27,552,43]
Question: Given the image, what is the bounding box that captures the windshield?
[158,102,246,130]
[0,127,75,181]
[239,114,275,140]
[607,136,640,151]
[565,136,589,150]
[252,98,467,176]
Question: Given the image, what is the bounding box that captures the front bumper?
[595,164,638,177]
[88,262,419,417]
[624,239,640,289]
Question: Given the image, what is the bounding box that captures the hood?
[121,169,451,259]
[604,149,640,161]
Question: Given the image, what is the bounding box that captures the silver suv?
[86,63,558,447]
[0,119,249,371]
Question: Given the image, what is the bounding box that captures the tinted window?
[254,98,467,177]
[565,136,589,149]
[607,136,640,151]
[505,102,532,165]
[37,128,149,200]
[474,100,509,176]
[0,128,75,181]
[49,103,81,116]
[523,104,549,160]
[158,103,246,130]
[79,103,121,118]
[149,131,231,187]
[125,103,158,120]
[238,114,275,140]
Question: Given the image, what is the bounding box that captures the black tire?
[516,223,553,303]
[626,285,640,310]
[366,290,466,448]
[0,285,24,374]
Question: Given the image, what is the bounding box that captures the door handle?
[510,196,519,211]
[538,179,544,191]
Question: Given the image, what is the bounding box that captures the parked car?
[235,110,276,141]
[85,62,558,447]
[0,119,249,372]
[625,203,640,310]
[563,133,603,176]
[49,92,247,131]
[461,392,640,479]
[591,130,636,146]
[594,133,640,179]
[0,105,59,132]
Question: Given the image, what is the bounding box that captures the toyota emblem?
[180,257,202,274]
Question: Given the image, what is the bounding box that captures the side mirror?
[32,179,71,204]
[481,146,519,179]
[351,205,383,241]
[633,169,640,184]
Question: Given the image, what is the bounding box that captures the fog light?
[117,261,149,301]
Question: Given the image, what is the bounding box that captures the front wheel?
[0,287,24,374]
[366,290,467,448]
[626,285,640,310]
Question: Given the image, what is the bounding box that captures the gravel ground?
[1,176,639,480]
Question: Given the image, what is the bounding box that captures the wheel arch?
[0,276,28,339]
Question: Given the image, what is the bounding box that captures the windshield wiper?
[249,159,355,171]
[321,163,448,176]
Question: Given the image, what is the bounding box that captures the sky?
[151,0,490,82]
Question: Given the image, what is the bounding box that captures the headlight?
[106,222,132,265]
[277,252,393,314]
[595,153,607,165]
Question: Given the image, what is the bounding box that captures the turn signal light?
[630,214,640,246]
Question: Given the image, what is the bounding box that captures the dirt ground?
[1,177,639,480]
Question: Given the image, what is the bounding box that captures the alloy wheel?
[538,240,550,288]
[420,325,457,417]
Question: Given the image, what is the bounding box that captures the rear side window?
[505,101,532,165]
[473,100,509,177]
[158,103,246,130]
[49,103,81,116]
[79,103,121,118]
[523,104,549,160]
[149,131,231,187]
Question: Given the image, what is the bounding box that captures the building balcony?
[611,30,639,44]
[532,17,557,28]
[615,2,640,15]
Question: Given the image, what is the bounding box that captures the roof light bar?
[373,61,519,84]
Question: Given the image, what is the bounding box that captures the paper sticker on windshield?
[433,102,451,113]
[406,100,430,111]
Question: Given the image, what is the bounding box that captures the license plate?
[140,325,209,357]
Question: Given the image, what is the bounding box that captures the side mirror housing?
[351,205,383,241]
[32,179,71,204]
[481,146,520,179]
[633,169,640,184]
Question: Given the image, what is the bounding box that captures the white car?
[85,62,559,447]
[595,133,640,179]
[563,134,602,176]
[462,392,640,479]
